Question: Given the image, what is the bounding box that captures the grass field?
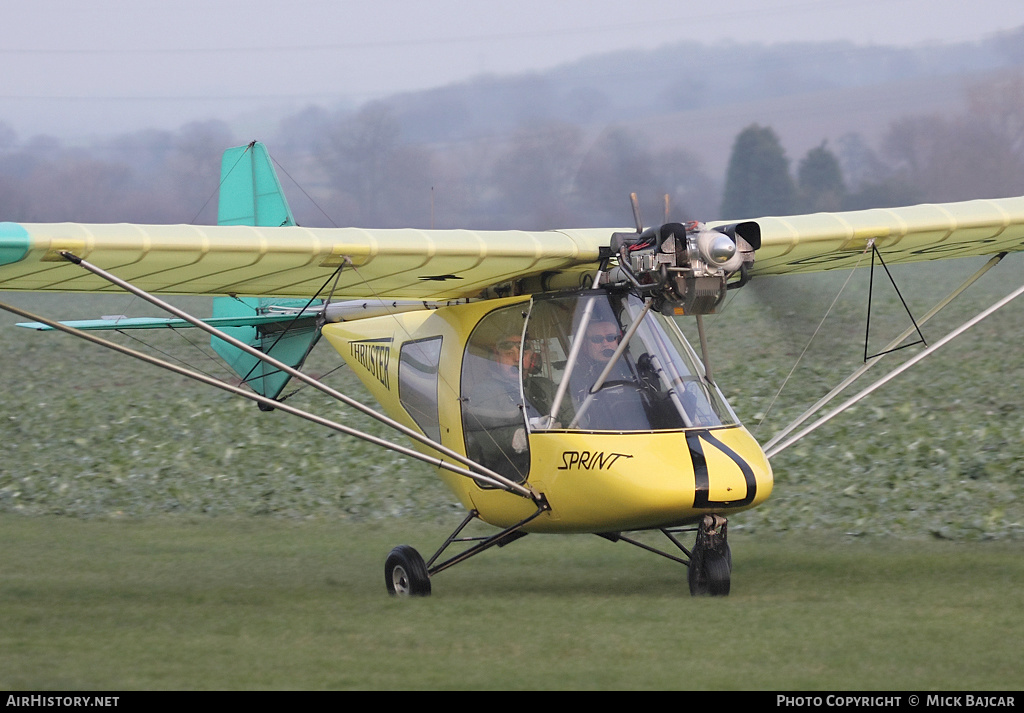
[1,254,1023,689]
[2,515,1023,690]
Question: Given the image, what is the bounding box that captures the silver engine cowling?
[609,221,760,315]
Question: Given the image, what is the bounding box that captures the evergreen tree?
[720,124,796,218]
[797,141,846,212]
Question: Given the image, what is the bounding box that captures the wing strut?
[765,259,1024,460]
[762,254,1005,455]
[0,299,532,494]
[541,267,607,428]
[27,251,539,500]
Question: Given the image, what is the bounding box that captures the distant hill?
[4,27,1023,228]
[373,26,1024,177]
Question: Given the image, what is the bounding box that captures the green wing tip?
[0,223,30,266]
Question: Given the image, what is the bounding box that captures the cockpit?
[460,290,738,483]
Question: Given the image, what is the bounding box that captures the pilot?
[574,319,625,388]
[583,320,621,367]
[570,318,647,429]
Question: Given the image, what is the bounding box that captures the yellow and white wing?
[3,196,1024,300]
[718,196,1024,276]
[0,222,610,299]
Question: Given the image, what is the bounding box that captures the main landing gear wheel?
[385,545,432,597]
[688,515,731,597]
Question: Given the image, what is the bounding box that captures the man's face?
[495,336,524,377]
[585,322,619,363]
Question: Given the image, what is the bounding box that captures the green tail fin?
[213,143,319,405]
[217,141,296,228]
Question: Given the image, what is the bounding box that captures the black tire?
[385,545,432,597]
[688,548,731,597]
[704,550,731,596]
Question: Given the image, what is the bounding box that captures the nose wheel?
[688,515,731,596]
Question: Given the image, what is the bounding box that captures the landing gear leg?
[688,515,731,596]
[382,504,548,597]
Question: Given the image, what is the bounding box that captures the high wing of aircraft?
[2,141,1023,597]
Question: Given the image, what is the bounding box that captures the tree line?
[723,74,1024,218]
[1,74,1022,230]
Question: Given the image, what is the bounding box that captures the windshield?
[523,292,736,431]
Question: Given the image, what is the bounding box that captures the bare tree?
[490,121,584,229]
[317,102,436,227]
[574,126,660,227]
[879,76,1024,203]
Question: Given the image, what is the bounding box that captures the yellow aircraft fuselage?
[322,295,773,533]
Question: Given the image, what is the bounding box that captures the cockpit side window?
[399,337,443,443]
[460,305,531,485]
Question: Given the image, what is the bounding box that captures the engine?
[609,221,759,315]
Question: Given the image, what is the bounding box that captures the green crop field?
[1,252,1023,689]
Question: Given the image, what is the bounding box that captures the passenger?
[463,331,532,482]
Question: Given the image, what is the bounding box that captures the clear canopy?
[460,291,738,483]
[522,292,736,431]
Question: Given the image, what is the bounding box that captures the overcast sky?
[4,0,1024,140]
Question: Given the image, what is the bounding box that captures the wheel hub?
[391,565,410,594]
